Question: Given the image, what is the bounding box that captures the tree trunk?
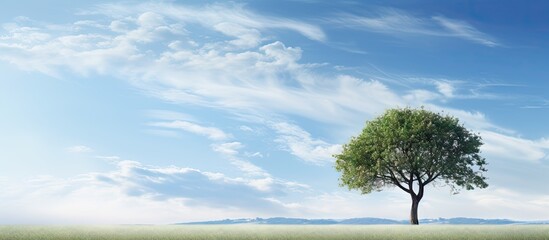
[410,196,420,225]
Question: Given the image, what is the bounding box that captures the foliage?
[335,108,488,193]
[334,107,488,224]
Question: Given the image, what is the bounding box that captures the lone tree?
[335,108,488,225]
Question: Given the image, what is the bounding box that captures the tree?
[334,108,488,225]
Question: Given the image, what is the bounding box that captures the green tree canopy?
[334,108,488,224]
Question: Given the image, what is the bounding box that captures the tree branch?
[396,169,410,182]
[383,167,412,194]
[394,179,412,194]
[423,172,442,186]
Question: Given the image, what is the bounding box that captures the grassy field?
[1,225,548,240]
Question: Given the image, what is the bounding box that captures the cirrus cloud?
[330,8,499,47]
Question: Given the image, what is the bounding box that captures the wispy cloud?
[0,2,537,159]
[0,2,536,158]
[151,120,230,141]
[147,111,274,181]
[401,77,512,102]
[149,116,271,177]
[271,122,341,165]
[87,2,326,43]
[245,152,264,158]
[434,80,455,98]
[3,1,549,224]
[3,167,548,223]
[145,110,196,122]
[432,16,498,47]
[212,142,244,156]
[239,125,254,132]
[66,145,92,153]
[0,4,400,127]
[481,131,549,162]
[0,158,309,224]
[211,141,269,177]
[333,9,433,34]
[520,99,549,109]
[95,155,121,162]
[92,160,295,204]
[331,9,499,47]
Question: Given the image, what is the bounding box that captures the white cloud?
[435,81,455,98]
[94,160,279,202]
[2,149,549,223]
[95,156,121,162]
[212,142,243,156]
[481,131,549,162]
[2,2,549,223]
[423,104,508,132]
[284,190,420,219]
[403,89,441,103]
[214,22,262,48]
[331,9,498,47]
[147,44,402,125]
[333,9,432,35]
[144,110,271,180]
[271,122,342,164]
[245,152,264,158]
[239,125,254,132]
[145,129,180,138]
[230,159,268,178]
[19,2,537,167]
[211,141,268,177]
[0,159,311,224]
[212,142,268,177]
[1,3,541,166]
[279,184,549,221]
[4,172,282,222]
[0,4,400,127]
[248,177,274,192]
[264,197,302,210]
[66,145,92,153]
[145,110,196,122]
[396,77,506,101]
[433,16,498,47]
[425,187,549,220]
[151,120,230,141]
[402,80,457,102]
[89,2,325,43]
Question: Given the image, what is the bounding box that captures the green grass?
[1,225,548,240]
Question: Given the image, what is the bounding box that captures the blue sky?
[1,0,548,224]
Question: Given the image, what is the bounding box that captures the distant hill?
[180,217,549,225]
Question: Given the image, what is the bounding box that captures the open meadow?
[1,225,549,240]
